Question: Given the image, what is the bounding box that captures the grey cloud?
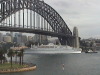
[44,0,100,38]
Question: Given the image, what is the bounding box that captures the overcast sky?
[44,0,100,39]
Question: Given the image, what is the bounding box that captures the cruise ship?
[24,43,81,54]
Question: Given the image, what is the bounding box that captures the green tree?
[0,47,7,64]
[17,51,23,65]
[0,50,4,64]
[15,51,18,63]
[7,49,14,68]
[21,49,24,65]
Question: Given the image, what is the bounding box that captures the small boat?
[85,50,98,53]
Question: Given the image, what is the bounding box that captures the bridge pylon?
[73,27,80,48]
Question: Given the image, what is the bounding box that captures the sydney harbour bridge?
[0,0,76,46]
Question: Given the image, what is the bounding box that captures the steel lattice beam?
[0,0,73,46]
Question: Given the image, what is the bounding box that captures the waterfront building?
[33,34,48,45]
[6,33,11,36]
[13,36,17,43]
[15,33,22,44]
[28,36,33,42]
[33,34,40,43]
[0,33,3,42]
[81,38,100,51]
[6,32,13,43]
[48,37,59,44]
[22,35,27,44]
[95,43,100,50]
[40,35,48,44]
[3,36,12,42]
[10,32,13,43]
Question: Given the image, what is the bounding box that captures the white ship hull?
[24,47,81,54]
[24,43,81,54]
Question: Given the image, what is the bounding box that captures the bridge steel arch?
[0,0,73,46]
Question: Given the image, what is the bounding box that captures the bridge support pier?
[73,27,80,48]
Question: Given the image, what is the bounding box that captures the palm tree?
[15,51,18,63]
[0,48,6,64]
[2,47,8,63]
[7,49,14,68]
[0,50,4,64]
[21,48,24,65]
[17,51,23,65]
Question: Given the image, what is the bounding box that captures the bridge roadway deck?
[0,26,73,38]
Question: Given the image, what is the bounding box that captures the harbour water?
[1,51,100,75]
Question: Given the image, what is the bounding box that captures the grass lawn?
[0,63,28,70]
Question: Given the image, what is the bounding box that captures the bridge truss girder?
[0,0,73,46]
